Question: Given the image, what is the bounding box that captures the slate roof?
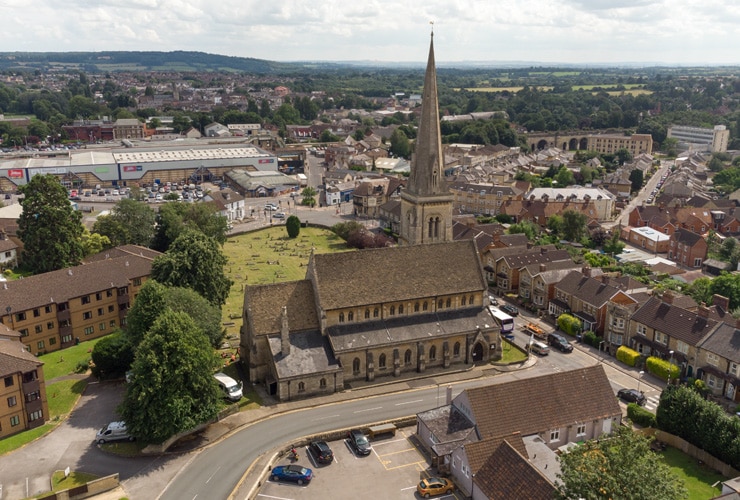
[0,337,43,377]
[327,307,497,353]
[672,227,706,246]
[268,329,341,379]
[631,296,718,346]
[0,254,154,312]
[417,404,477,456]
[697,322,740,364]
[499,248,571,269]
[464,365,619,440]
[555,271,620,308]
[473,440,555,500]
[309,240,485,310]
[244,280,319,335]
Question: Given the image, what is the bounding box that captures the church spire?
[407,31,445,197]
[398,31,454,246]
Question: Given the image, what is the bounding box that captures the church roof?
[244,280,319,335]
[309,240,485,310]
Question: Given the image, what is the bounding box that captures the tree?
[301,187,317,208]
[628,169,644,192]
[286,215,301,238]
[165,286,225,348]
[81,228,111,256]
[119,310,221,444]
[90,332,133,380]
[125,279,168,348]
[556,426,687,500]
[151,230,233,307]
[562,210,588,243]
[508,220,538,241]
[602,230,625,256]
[92,198,156,247]
[389,128,412,159]
[18,174,84,273]
[151,202,228,252]
[555,166,575,187]
[709,272,740,310]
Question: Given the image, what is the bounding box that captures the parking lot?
[257,427,459,499]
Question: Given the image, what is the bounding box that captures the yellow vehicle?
[524,322,547,339]
[417,477,455,498]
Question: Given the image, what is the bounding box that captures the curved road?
[158,346,648,500]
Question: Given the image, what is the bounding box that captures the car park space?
[257,427,441,499]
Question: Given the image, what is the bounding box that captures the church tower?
[399,31,454,246]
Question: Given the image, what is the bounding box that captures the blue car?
[271,464,313,485]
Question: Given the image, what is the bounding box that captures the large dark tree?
[125,279,168,348]
[119,310,221,444]
[151,230,232,307]
[92,198,156,247]
[151,202,228,252]
[17,174,84,273]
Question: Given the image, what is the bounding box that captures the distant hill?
[0,51,306,74]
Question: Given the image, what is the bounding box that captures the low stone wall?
[642,428,740,478]
[40,473,119,500]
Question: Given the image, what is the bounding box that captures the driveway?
[0,379,185,500]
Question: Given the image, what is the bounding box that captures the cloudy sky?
[2,0,739,65]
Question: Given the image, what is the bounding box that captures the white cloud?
[0,0,738,64]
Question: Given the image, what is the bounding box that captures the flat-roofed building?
[668,124,730,153]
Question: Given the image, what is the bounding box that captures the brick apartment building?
[0,246,157,356]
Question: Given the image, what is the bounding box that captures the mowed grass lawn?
[221,226,352,338]
[661,446,725,499]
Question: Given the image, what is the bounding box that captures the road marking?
[205,466,221,484]
[395,399,424,405]
[353,406,383,413]
[311,414,341,421]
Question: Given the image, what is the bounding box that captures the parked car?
[529,340,550,356]
[95,421,134,444]
[617,388,646,406]
[547,333,573,353]
[417,477,455,498]
[488,294,498,305]
[265,203,279,211]
[308,440,334,464]
[270,464,313,485]
[273,212,286,219]
[500,304,519,316]
[213,372,242,402]
[347,429,372,456]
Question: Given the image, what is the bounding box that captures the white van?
[214,372,243,402]
[96,421,134,444]
[529,340,550,356]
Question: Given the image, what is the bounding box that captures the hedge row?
[616,345,640,367]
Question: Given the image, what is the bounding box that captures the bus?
[489,306,515,335]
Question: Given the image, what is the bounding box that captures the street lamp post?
[637,370,645,393]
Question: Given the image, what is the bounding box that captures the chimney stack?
[539,263,546,272]
[582,265,592,277]
[280,306,290,356]
[697,304,710,319]
[712,294,730,312]
[662,290,674,305]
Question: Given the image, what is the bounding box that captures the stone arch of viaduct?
[526,133,589,152]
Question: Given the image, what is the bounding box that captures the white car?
[265,203,279,211]
[273,212,286,219]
